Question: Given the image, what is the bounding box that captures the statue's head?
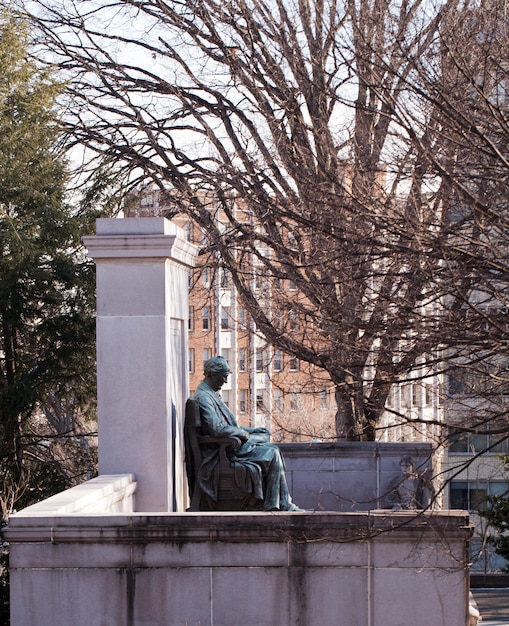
[203,355,230,377]
[399,455,415,476]
[203,356,230,392]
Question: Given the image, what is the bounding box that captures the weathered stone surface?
[281,441,433,511]
[83,218,197,512]
[6,485,472,626]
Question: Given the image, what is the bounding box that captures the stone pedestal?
[83,218,196,512]
[5,488,473,626]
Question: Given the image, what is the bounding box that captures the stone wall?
[6,481,471,626]
[281,441,434,511]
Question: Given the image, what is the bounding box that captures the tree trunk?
[334,379,369,441]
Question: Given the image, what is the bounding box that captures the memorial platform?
[5,474,473,626]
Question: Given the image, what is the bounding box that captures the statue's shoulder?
[194,381,214,404]
[387,474,401,488]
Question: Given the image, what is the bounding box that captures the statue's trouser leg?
[278,472,293,510]
[262,448,293,511]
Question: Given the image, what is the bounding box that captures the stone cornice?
[5,511,472,545]
[82,217,197,267]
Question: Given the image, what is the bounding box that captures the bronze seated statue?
[184,356,302,512]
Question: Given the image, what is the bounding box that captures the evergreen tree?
[480,456,509,572]
[0,12,97,512]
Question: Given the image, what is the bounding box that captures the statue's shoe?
[285,503,305,512]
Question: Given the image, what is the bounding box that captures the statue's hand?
[251,427,271,435]
[237,429,250,444]
[247,427,271,443]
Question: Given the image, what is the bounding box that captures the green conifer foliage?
[0,11,97,511]
[480,456,509,572]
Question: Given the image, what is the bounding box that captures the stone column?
[83,218,197,512]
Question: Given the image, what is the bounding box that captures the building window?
[203,348,212,363]
[447,367,469,396]
[239,348,247,372]
[202,306,210,330]
[447,360,509,397]
[188,306,194,332]
[290,391,299,411]
[254,270,263,290]
[437,381,444,406]
[289,356,299,371]
[411,382,419,406]
[202,267,210,288]
[425,384,433,406]
[449,481,507,511]
[238,307,246,327]
[188,348,195,373]
[386,386,394,408]
[289,310,298,330]
[449,429,509,454]
[220,268,230,288]
[400,384,408,407]
[256,348,265,372]
[240,389,247,413]
[273,388,283,411]
[221,389,230,407]
[221,307,230,330]
[274,349,282,372]
[221,348,231,366]
[256,390,264,412]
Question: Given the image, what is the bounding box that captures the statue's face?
[208,368,230,391]
[400,460,414,477]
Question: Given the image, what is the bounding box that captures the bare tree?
[424,1,509,450]
[22,0,509,441]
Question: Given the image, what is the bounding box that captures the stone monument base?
[5,475,472,626]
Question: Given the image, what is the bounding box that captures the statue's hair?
[204,355,230,376]
[399,454,414,466]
